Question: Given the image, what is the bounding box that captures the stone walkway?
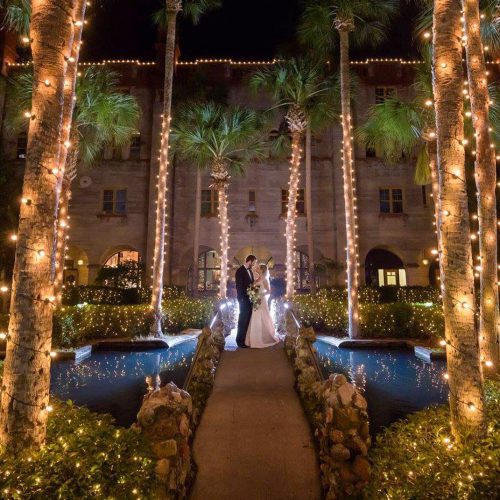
[190,341,321,500]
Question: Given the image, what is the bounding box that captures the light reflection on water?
[50,339,197,427]
[314,342,449,435]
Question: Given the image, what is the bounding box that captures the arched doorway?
[233,246,275,269]
[188,250,221,293]
[365,248,407,287]
[64,247,89,286]
[99,248,142,288]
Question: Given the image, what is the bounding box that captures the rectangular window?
[379,188,404,214]
[282,189,305,215]
[201,189,218,216]
[375,87,396,104]
[102,189,127,215]
[249,190,256,212]
[129,134,141,160]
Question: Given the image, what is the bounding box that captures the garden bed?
[366,379,500,499]
[293,292,444,342]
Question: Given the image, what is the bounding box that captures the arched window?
[189,250,221,292]
[99,250,142,288]
[104,250,140,267]
[365,249,407,287]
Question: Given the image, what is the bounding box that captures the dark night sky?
[83,0,420,62]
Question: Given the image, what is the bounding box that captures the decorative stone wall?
[186,324,225,427]
[135,324,224,498]
[287,324,371,498]
[136,382,193,499]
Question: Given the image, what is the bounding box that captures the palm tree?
[4,67,141,297]
[415,0,500,375]
[432,0,485,438]
[463,0,499,374]
[171,103,264,299]
[149,0,220,337]
[0,0,76,452]
[299,0,398,338]
[250,58,332,298]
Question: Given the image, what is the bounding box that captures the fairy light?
[54,0,89,303]
[150,0,182,333]
[462,0,499,371]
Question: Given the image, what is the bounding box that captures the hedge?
[62,285,184,306]
[0,400,158,499]
[366,379,500,499]
[53,296,215,348]
[293,293,444,341]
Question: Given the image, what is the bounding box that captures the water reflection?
[314,342,448,435]
[50,340,197,427]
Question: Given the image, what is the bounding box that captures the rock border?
[286,324,372,499]
[135,322,224,499]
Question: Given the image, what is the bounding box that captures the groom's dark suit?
[235,265,254,347]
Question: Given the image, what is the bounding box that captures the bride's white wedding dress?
[245,278,279,348]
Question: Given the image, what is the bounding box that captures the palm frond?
[172,102,265,175]
[357,97,424,163]
[414,144,431,185]
[152,0,221,29]
[1,0,31,35]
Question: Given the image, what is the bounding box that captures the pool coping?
[0,329,202,362]
[316,335,446,363]
[316,335,420,348]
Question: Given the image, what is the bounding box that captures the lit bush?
[53,297,215,348]
[293,294,444,340]
[0,401,158,499]
[366,380,500,499]
[62,285,184,305]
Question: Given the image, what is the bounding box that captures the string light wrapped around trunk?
[149,0,182,337]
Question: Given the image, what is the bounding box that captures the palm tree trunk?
[150,0,182,336]
[338,28,360,338]
[285,131,303,298]
[192,169,201,296]
[52,0,86,301]
[305,125,316,293]
[54,141,79,299]
[433,0,485,438]
[0,0,76,452]
[463,0,499,374]
[218,186,229,299]
[428,139,442,252]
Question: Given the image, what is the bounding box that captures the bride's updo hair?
[259,264,269,277]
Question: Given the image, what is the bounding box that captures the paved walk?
[191,342,321,500]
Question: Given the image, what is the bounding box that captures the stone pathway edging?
[190,342,322,500]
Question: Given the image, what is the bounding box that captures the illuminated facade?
[2,58,450,294]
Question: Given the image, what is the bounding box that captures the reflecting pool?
[314,341,449,435]
[50,339,197,427]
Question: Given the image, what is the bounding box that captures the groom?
[235,254,257,348]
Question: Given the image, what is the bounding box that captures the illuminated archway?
[365,248,406,287]
[64,246,89,286]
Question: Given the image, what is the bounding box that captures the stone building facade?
[3,58,441,295]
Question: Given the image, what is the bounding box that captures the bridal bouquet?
[247,284,261,311]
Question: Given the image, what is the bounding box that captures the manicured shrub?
[0,401,158,499]
[293,293,444,341]
[366,379,500,499]
[53,296,215,348]
[62,285,184,306]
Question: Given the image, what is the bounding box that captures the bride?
[245,264,280,348]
